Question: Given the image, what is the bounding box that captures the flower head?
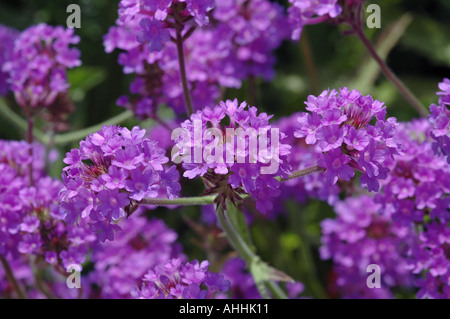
[59,125,181,241]
[294,88,401,192]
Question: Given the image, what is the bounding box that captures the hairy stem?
[140,195,217,207]
[278,164,324,182]
[0,255,27,299]
[175,28,194,116]
[354,26,428,117]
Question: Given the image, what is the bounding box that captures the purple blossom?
[174,99,291,215]
[137,18,170,52]
[320,195,414,298]
[294,88,401,192]
[60,125,181,241]
[131,258,229,299]
[2,24,80,110]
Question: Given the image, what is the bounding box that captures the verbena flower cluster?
[377,119,449,298]
[174,99,291,213]
[320,195,414,298]
[0,140,95,269]
[59,125,181,242]
[2,24,81,111]
[0,0,448,301]
[87,215,183,298]
[131,258,230,299]
[321,118,450,299]
[294,88,402,192]
[104,0,289,118]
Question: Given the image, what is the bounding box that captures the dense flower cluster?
[320,195,414,298]
[88,215,183,298]
[376,119,450,298]
[174,99,291,213]
[0,140,95,269]
[2,24,81,111]
[294,88,402,192]
[105,0,289,118]
[429,78,450,163]
[59,125,181,242]
[131,258,230,299]
[118,0,214,51]
[0,25,18,96]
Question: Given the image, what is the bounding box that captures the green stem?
[52,110,134,145]
[140,194,217,207]
[353,25,428,117]
[266,281,288,299]
[216,205,257,264]
[0,99,134,146]
[0,255,27,299]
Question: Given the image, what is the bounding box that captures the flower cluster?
[320,195,414,298]
[376,119,450,299]
[2,23,81,111]
[173,99,291,214]
[0,140,95,269]
[59,125,181,242]
[131,258,230,299]
[105,0,289,118]
[116,0,213,54]
[294,88,402,192]
[88,216,183,298]
[0,25,18,96]
[212,0,289,81]
[428,78,450,163]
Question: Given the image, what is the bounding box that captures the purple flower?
[175,99,292,215]
[317,149,354,185]
[320,195,414,298]
[137,18,170,52]
[294,88,400,191]
[2,24,80,110]
[97,189,130,220]
[101,166,129,189]
[132,258,229,299]
[60,125,181,241]
[316,124,346,151]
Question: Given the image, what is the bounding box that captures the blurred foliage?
[0,0,449,298]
